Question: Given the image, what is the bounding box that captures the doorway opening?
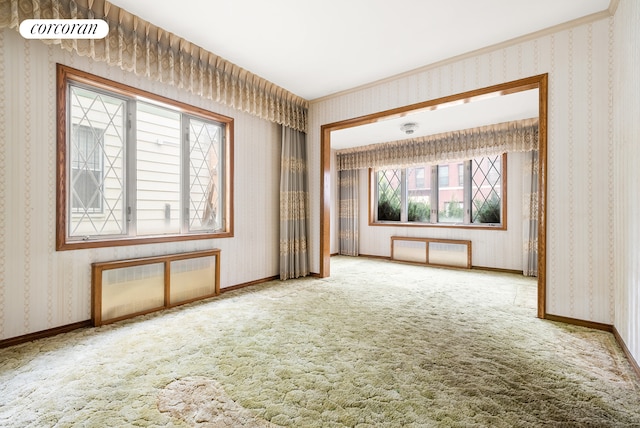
[320,74,548,318]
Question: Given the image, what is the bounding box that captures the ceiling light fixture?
[400,122,419,135]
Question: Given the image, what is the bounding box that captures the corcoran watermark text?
[19,19,109,39]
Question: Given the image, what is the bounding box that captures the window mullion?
[430,166,438,223]
[464,160,472,224]
[371,170,377,222]
[218,130,225,229]
[126,99,137,237]
[181,115,190,234]
[373,170,379,222]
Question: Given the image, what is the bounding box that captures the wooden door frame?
[319,74,548,318]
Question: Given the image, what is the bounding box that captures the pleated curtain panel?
[522,150,539,277]
[280,126,309,280]
[336,118,538,171]
[0,0,308,132]
[338,170,359,256]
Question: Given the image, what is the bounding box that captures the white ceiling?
[107,0,610,100]
[331,89,539,149]
[106,0,607,148]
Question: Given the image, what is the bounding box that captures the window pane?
[407,166,431,222]
[377,169,401,221]
[72,125,103,213]
[136,102,182,235]
[472,155,502,224]
[438,163,463,223]
[189,118,224,232]
[69,86,126,237]
[438,165,449,187]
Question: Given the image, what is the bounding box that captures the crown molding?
[311,3,616,105]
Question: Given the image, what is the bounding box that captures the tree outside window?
[373,154,504,227]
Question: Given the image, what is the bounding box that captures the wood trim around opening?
[320,73,548,319]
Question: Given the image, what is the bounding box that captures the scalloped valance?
[336,118,538,171]
[0,0,308,132]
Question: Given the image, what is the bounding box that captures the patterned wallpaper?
[613,0,640,365]
[1,3,638,368]
[0,28,281,341]
[335,153,527,271]
[308,14,616,326]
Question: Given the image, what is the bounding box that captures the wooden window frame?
[369,153,507,230]
[56,64,234,250]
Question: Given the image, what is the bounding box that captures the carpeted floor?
[1,256,639,427]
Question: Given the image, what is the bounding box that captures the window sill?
[56,231,233,251]
[369,221,506,231]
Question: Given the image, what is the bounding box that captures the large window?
[372,154,505,228]
[57,65,233,250]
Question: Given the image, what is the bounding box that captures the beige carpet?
[1,256,639,427]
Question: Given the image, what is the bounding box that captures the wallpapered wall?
[0,28,281,341]
[329,152,527,271]
[613,0,640,366]
[309,15,615,326]
[1,4,637,368]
